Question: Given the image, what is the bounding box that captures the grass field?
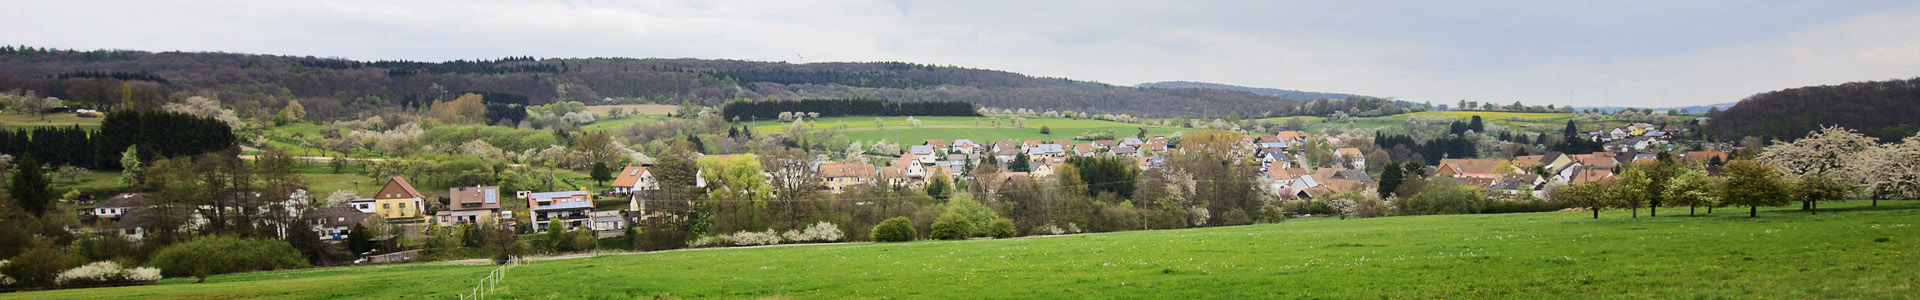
[585,104,678,116]
[748,116,1195,145]
[16,201,1917,299]
[1257,111,1698,135]
[0,112,102,130]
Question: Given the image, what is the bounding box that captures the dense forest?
[0,46,1318,120]
[1705,77,1920,142]
[719,99,979,121]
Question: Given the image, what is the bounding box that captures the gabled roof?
[1268,167,1309,180]
[611,166,650,188]
[1276,131,1307,141]
[819,162,876,178]
[1438,159,1506,175]
[1335,147,1364,159]
[924,139,948,148]
[311,207,369,227]
[98,193,146,208]
[1510,155,1545,168]
[378,176,425,199]
[1332,170,1373,182]
[1570,167,1616,185]
[909,145,935,155]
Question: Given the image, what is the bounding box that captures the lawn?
[1257,111,1696,135]
[0,112,101,130]
[17,201,1918,299]
[751,116,1195,145]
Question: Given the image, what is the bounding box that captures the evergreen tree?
[7,155,52,216]
[119,145,142,187]
[590,162,613,187]
[1468,116,1484,133]
[1009,152,1031,172]
[347,223,371,254]
[1377,162,1403,199]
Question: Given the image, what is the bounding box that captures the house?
[1436,159,1511,178]
[1023,140,1045,148]
[943,154,974,174]
[1091,140,1115,149]
[309,207,367,240]
[1026,144,1066,156]
[980,172,1030,193]
[1568,167,1616,185]
[1490,174,1544,196]
[1073,144,1097,156]
[951,139,981,153]
[436,186,501,226]
[93,193,145,219]
[819,161,877,193]
[590,210,625,233]
[526,190,594,232]
[1275,131,1309,143]
[993,140,1020,153]
[880,154,927,185]
[909,145,936,157]
[1684,151,1728,166]
[1262,153,1293,170]
[349,199,377,213]
[924,139,949,149]
[1119,137,1145,147]
[372,176,426,221]
[1111,146,1139,157]
[609,166,657,194]
[1335,147,1366,170]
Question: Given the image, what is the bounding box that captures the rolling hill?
[1136,81,1368,101]
[1706,77,1920,142]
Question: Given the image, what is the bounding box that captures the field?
[585,104,678,116]
[1257,111,1697,135]
[748,116,1195,145]
[0,112,101,130]
[16,201,1918,299]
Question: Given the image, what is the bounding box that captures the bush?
[148,236,309,279]
[1481,198,1570,214]
[74,234,140,263]
[54,261,160,287]
[929,217,973,240]
[1403,178,1487,215]
[781,222,845,243]
[2,244,69,288]
[987,219,1017,239]
[871,217,916,242]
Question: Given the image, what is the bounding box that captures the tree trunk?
[1749,206,1757,218]
[1650,205,1657,217]
[1592,208,1599,219]
[1708,206,1714,214]
[1690,205,1696,216]
[1802,200,1811,211]
[1632,207,1638,218]
[1872,198,1878,206]
[1811,201,1817,215]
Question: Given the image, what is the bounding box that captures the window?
[383,204,391,209]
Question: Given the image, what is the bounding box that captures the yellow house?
[374,176,426,221]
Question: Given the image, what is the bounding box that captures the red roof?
[611,166,650,188]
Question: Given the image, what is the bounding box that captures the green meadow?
[14,201,1917,299]
[747,116,1194,145]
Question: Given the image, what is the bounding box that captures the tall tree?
[590,162,613,187]
[1377,162,1403,199]
[428,93,488,124]
[118,146,141,187]
[7,156,51,216]
[1755,126,1876,210]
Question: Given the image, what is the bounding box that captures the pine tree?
[1377,162,1403,199]
[8,156,52,216]
[1009,152,1031,172]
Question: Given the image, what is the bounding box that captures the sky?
[4,0,1919,107]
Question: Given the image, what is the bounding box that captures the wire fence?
[457,256,525,300]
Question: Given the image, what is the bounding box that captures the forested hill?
[1705,77,1920,142]
[1135,81,1367,101]
[0,47,1304,120]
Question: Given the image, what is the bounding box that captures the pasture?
[16,201,1917,299]
[748,116,1194,145]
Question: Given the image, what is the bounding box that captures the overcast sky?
[5,0,1918,107]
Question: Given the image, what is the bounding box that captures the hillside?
[1136,81,1367,101]
[12,202,1915,299]
[0,47,1302,119]
[1706,77,1920,141]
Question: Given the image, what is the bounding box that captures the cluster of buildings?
[1589,123,1686,151]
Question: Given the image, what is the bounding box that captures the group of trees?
[1373,133,1478,166]
[1707,77,1920,142]
[2,46,1326,122]
[719,98,979,121]
[0,110,233,171]
[1271,97,1424,118]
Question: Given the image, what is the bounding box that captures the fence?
[457,256,526,300]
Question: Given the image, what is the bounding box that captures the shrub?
[2,244,69,288]
[0,261,14,287]
[871,217,916,242]
[148,236,309,279]
[1403,178,1487,215]
[1481,198,1570,214]
[987,219,1017,239]
[929,217,973,240]
[54,261,160,287]
[735,230,783,246]
[781,222,845,243]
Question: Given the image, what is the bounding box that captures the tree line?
[1706,77,1920,142]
